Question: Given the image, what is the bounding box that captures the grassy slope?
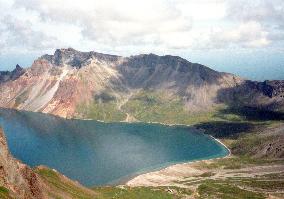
[92,187,174,199]
[197,180,266,199]
[76,90,127,122]
[77,90,284,125]
[192,104,284,198]
[0,187,12,199]
[35,167,97,199]
[122,90,222,125]
[77,101,126,122]
[182,156,284,199]
[35,167,177,199]
[186,120,284,198]
[76,90,223,124]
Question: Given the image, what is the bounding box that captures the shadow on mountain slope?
[217,80,284,114]
[193,121,257,139]
[215,106,284,121]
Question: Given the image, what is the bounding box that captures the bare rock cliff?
[0,48,283,120]
[0,127,48,199]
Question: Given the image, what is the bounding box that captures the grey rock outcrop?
[0,64,25,83]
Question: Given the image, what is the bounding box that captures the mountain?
[0,48,283,123]
[0,65,25,83]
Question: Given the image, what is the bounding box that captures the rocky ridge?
[0,48,283,121]
[0,65,25,83]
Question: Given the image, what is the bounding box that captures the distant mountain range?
[0,48,283,123]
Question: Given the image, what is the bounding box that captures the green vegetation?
[35,167,96,199]
[37,167,188,199]
[197,180,265,199]
[175,160,284,198]
[196,156,284,170]
[123,90,222,124]
[241,179,284,190]
[198,172,215,177]
[78,101,126,122]
[194,171,284,198]
[123,91,283,125]
[93,186,174,199]
[76,91,126,122]
[76,89,284,127]
[0,186,11,199]
[230,133,278,156]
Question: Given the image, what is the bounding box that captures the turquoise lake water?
[0,109,229,186]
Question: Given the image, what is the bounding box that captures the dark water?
[0,109,228,186]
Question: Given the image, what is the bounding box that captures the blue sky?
[1,0,284,80]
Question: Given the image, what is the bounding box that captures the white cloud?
[225,0,284,44]
[209,21,270,48]
[13,0,193,48]
[226,0,284,25]
[0,0,284,56]
[1,16,59,52]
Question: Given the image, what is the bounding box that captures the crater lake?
[0,108,229,186]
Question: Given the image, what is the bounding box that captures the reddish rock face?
[0,48,283,119]
[0,128,48,199]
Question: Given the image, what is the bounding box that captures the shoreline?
[82,117,194,128]
[82,116,232,187]
[209,135,231,156]
[84,117,233,186]
[123,141,230,186]
[1,108,231,187]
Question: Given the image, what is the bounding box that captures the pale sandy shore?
[126,157,284,189]
[126,152,230,187]
[126,160,207,187]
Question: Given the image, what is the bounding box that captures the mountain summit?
[41,48,120,68]
[0,64,24,83]
[0,48,283,123]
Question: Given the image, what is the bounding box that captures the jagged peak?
[37,48,231,81]
[0,64,25,83]
[40,48,121,68]
[15,64,22,70]
[0,64,23,73]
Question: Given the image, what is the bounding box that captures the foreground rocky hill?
[0,48,283,123]
[0,127,100,198]
[0,127,47,198]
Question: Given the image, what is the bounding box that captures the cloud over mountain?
[0,0,284,56]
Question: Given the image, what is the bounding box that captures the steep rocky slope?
[0,127,48,198]
[0,127,99,198]
[0,48,283,122]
